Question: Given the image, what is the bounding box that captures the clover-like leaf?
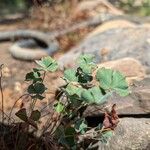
[27,83,46,95]
[25,71,42,82]
[81,86,110,104]
[77,54,96,74]
[54,102,65,113]
[15,108,28,122]
[65,83,82,97]
[30,110,41,121]
[96,68,129,96]
[64,69,78,82]
[35,56,58,72]
[77,54,95,65]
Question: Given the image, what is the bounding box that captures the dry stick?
[41,111,53,118]
[30,98,37,115]
[0,64,4,123]
[40,112,54,136]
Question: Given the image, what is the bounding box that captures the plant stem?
[0,64,4,123]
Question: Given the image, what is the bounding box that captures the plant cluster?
[3,54,129,149]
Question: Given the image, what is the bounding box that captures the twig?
[0,64,4,123]
[42,71,46,82]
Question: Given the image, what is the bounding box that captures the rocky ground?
[0,0,150,149]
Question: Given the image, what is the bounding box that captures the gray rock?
[58,27,150,68]
[91,118,150,150]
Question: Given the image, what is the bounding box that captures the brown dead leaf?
[103,104,119,130]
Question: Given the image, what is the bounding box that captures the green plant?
[13,54,129,149]
[118,0,150,16]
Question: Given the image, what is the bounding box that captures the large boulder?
[93,118,150,150]
[58,27,150,68]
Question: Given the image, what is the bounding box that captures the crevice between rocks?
[85,113,150,127]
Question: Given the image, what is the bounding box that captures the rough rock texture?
[94,118,150,150]
[58,27,150,68]
[83,78,150,117]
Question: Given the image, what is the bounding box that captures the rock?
[134,88,150,112]
[96,57,146,84]
[83,78,150,117]
[72,0,123,20]
[93,118,150,150]
[58,27,150,68]
[88,19,135,37]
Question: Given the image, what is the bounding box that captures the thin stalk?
[0,64,4,123]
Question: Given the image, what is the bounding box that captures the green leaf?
[69,95,83,107]
[77,54,96,74]
[27,83,46,95]
[74,119,88,134]
[77,54,95,65]
[78,72,93,83]
[25,71,42,82]
[15,108,28,122]
[64,69,78,82]
[54,102,65,113]
[35,56,58,72]
[96,68,129,96]
[81,86,109,104]
[30,110,41,121]
[96,68,113,90]
[58,126,76,148]
[65,83,82,97]
[100,130,113,143]
[65,127,76,147]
